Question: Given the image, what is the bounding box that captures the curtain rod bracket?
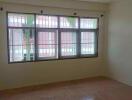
[101,14,104,17]
[0,7,3,11]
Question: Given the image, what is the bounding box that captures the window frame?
[36,28,59,60]
[80,29,98,57]
[7,12,99,64]
[60,29,78,59]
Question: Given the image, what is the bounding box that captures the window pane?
[80,18,98,29]
[37,31,58,59]
[9,29,35,62]
[81,32,95,55]
[8,13,34,27]
[60,17,78,28]
[61,32,77,56]
[36,15,58,28]
[81,32,94,44]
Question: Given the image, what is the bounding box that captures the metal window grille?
[7,13,98,63]
[37,31,58,59]
[61,32,77,57]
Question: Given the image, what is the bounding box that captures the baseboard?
[0,76,108,94]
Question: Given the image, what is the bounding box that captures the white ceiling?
[0,0,112,4]
[77,0,111,3]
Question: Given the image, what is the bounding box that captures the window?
[81,32,96,55]
[7,13,99,63]
[37,30,58,59]
[60,17,78,28]
[80,18,98,56]
[61,31,77,57]
[8,13,35,62]
[80,18,98,29]
[36,15,58,28]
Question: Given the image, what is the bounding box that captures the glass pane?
[61,32,77,44]
[8,13,34,27]
[81,32,95,44]
[81,44,95,55]
[36,15,58,28]
[38,45,58,58]
[60,17,78,28]
[80,18,98,29]
[61,44,76,56]
[37,31,58,59]
[9,29,35,62]
[61,32,77,56]
[81,32,95,55]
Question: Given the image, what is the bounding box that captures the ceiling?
[0,0,112,4]
[77,0,111,3]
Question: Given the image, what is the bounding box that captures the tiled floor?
[0,77,132,100]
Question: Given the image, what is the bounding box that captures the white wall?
[0,0,108,11]
[0,2,107,90]
[107,0,132,86]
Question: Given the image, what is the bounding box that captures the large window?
[7,13,99,63]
